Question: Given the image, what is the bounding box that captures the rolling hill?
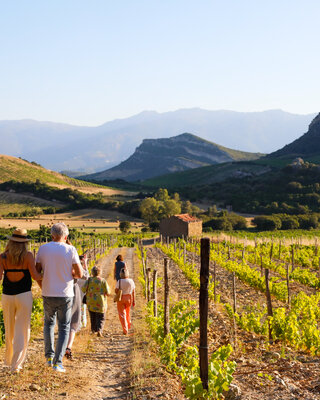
[0,155,96,187]
[84,133,263,182]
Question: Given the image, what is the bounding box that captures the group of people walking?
[0,223,135,373]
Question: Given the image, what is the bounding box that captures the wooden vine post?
[164,258,170,336]
[232,271,237,349]
[265,268,273,342]
[269,242,273,261]
[213,260,217,303]
[232,271,237,313]
[279,240,282,259]
[146,267,151,301]
[199,237,210,391]
[291,246,295,272]
[144,253,148,299]
[153,269,158,317]
[286,263,290,306]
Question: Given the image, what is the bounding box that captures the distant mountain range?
[0,109,315,173]
[85,133,263,182]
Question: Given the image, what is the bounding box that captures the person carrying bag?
[115,268,135,335]
[81,266,110,337]
[113,279,122,302]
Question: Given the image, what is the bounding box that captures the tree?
[207,205,218,217]
[140,197,160,223]
[172,192,181,202]
[161,199,181,219]
[181,200,193,214]
[119,221,131,233]
[154,188,169,202]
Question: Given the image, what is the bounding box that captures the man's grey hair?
[51,223,69,238]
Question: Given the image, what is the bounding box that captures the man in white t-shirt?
[36,223,82,373]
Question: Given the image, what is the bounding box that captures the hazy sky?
[0,1,318,125]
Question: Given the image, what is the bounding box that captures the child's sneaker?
[46,357,53,367]
[53,364,66,373]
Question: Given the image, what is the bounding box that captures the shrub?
[280,215,299,230]
[253,215,281,231]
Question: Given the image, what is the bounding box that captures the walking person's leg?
[89,310,95,333]
[11,291,33,372]
[124,294,132,332]
[43,297,57,364]
[117,298,128,334]
[96,312,105,336]
[54,297,72,367]
[125,302,131,330]
[92,312,99,332]
[66,289,81,359]
[2,294,16,367]
[81,304,87,328]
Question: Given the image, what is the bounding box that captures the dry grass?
[50,183,135,197]
[0,208,144,233]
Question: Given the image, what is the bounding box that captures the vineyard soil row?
[148,245,320,399]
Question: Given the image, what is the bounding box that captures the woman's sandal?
[65,348,73,360]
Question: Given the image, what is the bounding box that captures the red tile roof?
[175,213,200,223]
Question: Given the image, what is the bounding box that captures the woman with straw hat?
[0,228,42,373]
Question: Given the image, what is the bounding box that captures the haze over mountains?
[0,109,315,173]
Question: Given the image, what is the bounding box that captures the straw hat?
[7,228,30,242]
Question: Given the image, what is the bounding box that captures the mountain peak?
[309,113,320,130]
[85,133,262,182]
[269,111,320,158]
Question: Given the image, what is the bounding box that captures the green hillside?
[143,160,272,188]
[0,155,102,188]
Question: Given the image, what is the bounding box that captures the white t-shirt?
[36,241,81,297]
[116,278,135,295]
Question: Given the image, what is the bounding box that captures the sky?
[0,0,319,126]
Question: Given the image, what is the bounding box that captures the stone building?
[159,213,202,239]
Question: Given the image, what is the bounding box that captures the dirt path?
[79,246,135,400]
[0,247,136,400]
